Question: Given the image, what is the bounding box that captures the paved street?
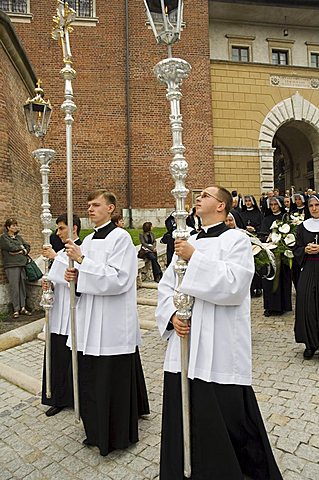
[0,285,319,480]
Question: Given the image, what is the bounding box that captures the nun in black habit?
[290,192,306,215]
[260,196,292,317]
[241,195,263,234]
[293,194,319,359]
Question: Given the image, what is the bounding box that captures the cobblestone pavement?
[0,288,319,480]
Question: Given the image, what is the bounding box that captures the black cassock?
[78,347,149,456]
[42,333,73,409]
[42,238,82,410]
[161,374,283,480]
[294,223,319,349]
[260,213,292,314]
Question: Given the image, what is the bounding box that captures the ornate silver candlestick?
[52,0,80,423]
[144,2,192,476]
[33,148,56,398]
[24,82,55,399]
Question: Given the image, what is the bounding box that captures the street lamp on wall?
[24,81,56,401]
[143,1,192,477]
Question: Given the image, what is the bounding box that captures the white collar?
[303,218,319,232]
[93,220,111,232]
[201,222,223,232]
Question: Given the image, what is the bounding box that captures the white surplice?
[67,227,140,356]
[156,228,254,385]
[47,250,73,336]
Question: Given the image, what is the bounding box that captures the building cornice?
[0,11,37,95]
[211,0,319,9]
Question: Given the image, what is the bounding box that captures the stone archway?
[259,92,319,192]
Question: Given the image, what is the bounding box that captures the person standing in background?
[41,213,82,417]
[0,218,31,318]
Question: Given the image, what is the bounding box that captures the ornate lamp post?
[143,1,192,477]
[24,81,56,400]
[52,0,80,423]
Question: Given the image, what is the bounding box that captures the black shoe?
[255,289,262,297]
[45,406,63,417]
[83,438,94,446]
[303,348,316,359]
[263,310,271,317]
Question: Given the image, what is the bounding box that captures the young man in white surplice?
[156,185,283,480]
[41,213,82,417]
[64,189,149,457]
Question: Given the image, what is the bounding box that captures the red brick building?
[0,10,43,310]
[6,0,214,226]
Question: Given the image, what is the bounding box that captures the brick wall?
[0,17,43,292]
[13,0,214,219]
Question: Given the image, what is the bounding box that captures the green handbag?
[25,256,43,282]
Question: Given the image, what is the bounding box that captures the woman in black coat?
[0,218,31,317]
[139,222,162,282]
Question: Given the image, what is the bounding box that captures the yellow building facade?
[210,1,319,197]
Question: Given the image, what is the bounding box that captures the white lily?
[284,233,295,246]
[267,244,278,250]
[271,232,282,243]
[270,220,278,230]
[284,249,294,258]
[252,245,262,256]
[279,223,290,234]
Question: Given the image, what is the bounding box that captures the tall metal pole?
[52,0,80,423]
[155,57,193,478]
[33,148,56,399]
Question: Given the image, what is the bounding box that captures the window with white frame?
[306,43,319,68]
[310,53,319,68]
[0,0,28,13]
[225,35,255,63]
[68,0,95,18]
[267,38,294,66]
[272,49,289,65]
[231,46,249,62]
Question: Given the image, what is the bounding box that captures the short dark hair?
[215,185,233,216]
[87,189,117,207]
[111,213,123,225]
[142,221,152,233]
[4,218,18,230]
[56,213,81,236]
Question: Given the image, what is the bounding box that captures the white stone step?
[137,297,157,307]
[141,281,158,290]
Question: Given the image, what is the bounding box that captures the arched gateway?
[259,92,319,193]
